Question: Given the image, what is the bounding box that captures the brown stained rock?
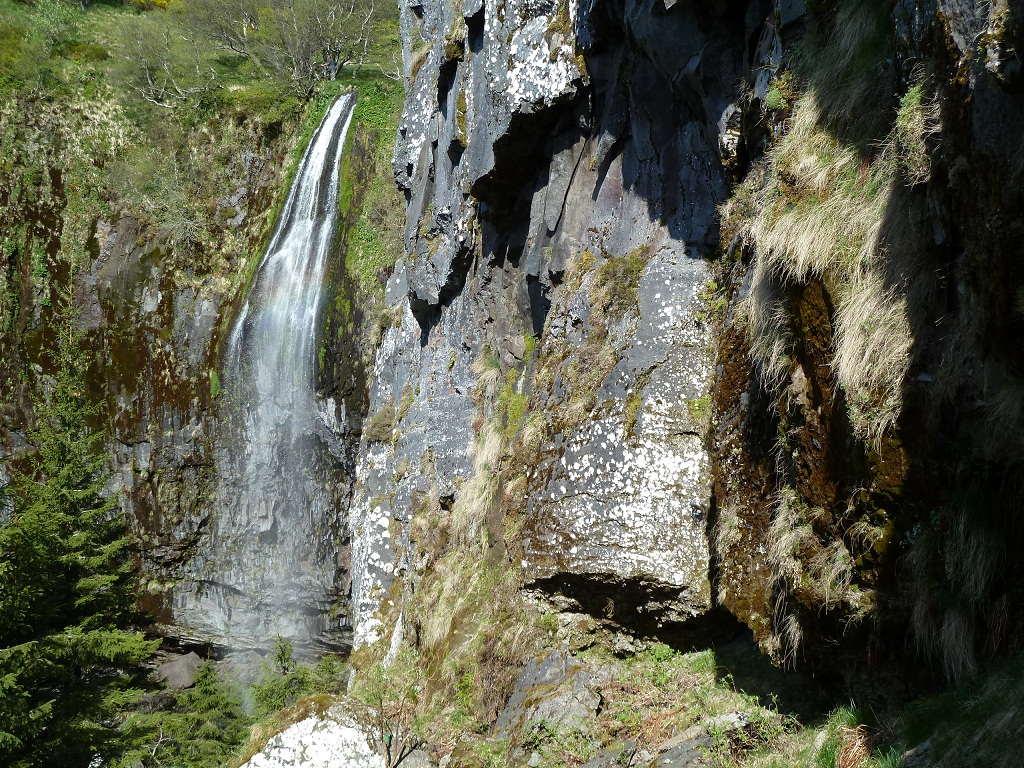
[709,315,776,648]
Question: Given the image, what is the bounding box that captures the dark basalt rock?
[348,0,790,644]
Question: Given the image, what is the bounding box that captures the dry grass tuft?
[471,353,503,396]
[837,724,871,768]
[743,267,793,393]
[448,421,503,545]
[808,539,855,610]
[907,498,1005,683]
[833,273,912,445]
[732,0,943,446]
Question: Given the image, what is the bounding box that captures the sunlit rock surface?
[347,0,779,640]
[240,711,384,768]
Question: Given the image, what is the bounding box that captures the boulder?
[580,740,637,768]
[241,709,384,768]
[154,651,203,689]
[493,650,606,739]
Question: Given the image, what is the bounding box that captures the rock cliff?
[347,0,1024,693]
[4,0,1024,712]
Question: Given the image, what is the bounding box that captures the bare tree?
[181,0,387,97]
[351,655,428,768]
[181,0,264,60]
[116,16,219,109]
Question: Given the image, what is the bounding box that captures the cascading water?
[175,95,356,651]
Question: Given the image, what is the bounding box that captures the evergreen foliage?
[117,661,251,768]
[251,637,344,717]
[0,295,158,766]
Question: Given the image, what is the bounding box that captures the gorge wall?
[342,0,1024,695]
[4,0,1024,712]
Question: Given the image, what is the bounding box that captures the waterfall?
[175,95,356,652]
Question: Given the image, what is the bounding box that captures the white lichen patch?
[524,247,714,613]
[241,711,384,768]
[501,18,580,106]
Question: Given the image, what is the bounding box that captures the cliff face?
[0,94,355,650]
[345,0,791,646]
[709,0,1024,684]
[4,0,1022,698]
[351,0,1024,690]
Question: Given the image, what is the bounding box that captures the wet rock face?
[65,116,306,647]
[87,219,223,630]
[347,0,780,642]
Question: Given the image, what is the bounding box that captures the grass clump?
[363,397,397,443]
[734,0,936,445]
[894,80,937,185]
[906,493,1005,684]
[589,245,648,324]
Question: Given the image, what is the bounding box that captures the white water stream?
[176,95,355,651]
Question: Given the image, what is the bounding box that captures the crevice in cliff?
[526,573,739,649]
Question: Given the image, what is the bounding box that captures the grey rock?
[901,740,932,767]
[580,740,636,768]
[647,735,713,768]
[154,651,204,689]
[398,748,436,768]
[494,650,605,738]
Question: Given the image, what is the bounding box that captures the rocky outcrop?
[709,0,1024,683]
[240,708,386,768]
[348,0,790,644]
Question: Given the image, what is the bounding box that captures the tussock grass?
[448,421,503,545]
[363,397,396,443]
[807,539,854,611]
[765,485,871,661]
[735,0,941,446]
[832,274,912,442]
[471,353,503,396]
[744,269,793,394]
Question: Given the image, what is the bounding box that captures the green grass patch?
[339,77,406,296]
[590,245,648,323]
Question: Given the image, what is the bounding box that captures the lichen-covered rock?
[240,710,384,768]
[351,0,787,644]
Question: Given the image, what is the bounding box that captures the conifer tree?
[0,294,158,766]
